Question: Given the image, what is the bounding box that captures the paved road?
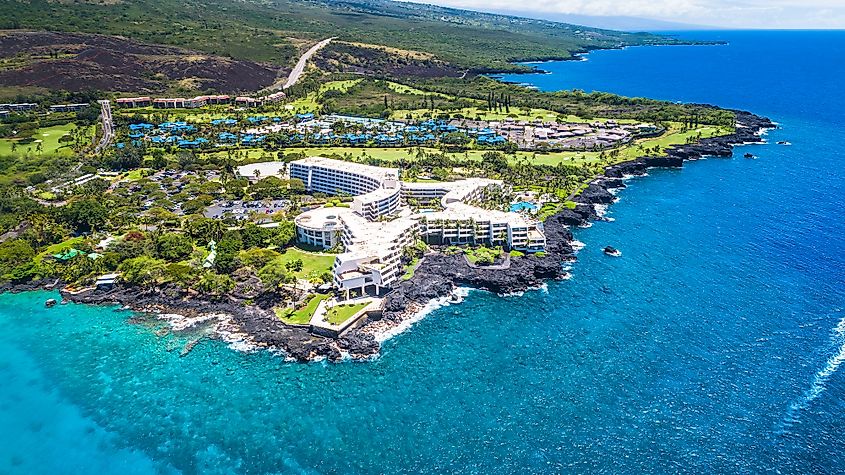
[280,37,335,90]
[94,99,113,153]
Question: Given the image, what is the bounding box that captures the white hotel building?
[289,156,402,221]
[240,157,545,297]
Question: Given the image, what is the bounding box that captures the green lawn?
[122,168,152,181]
[276,293,329,325]
[320,79,363,95]
[401,257,420,281]
[325,302,369,325]
[0,124,90,157]
[35,237,87,263]
[276,247,335,280]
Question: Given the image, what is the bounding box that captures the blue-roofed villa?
[177,137,209,149]
[477,135,507,146]
[218,132,238,143]
[241,134,265,146]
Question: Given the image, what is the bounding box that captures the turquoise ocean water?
[2,31,844,473]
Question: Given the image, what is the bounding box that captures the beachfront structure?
[331,212,418,297]
[283,157,545,297]
[294,206,417,297]
[402,180,544,251]
[289,156,402,221]
[418,203,545,252]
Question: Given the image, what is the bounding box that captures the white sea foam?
[595,204,607,218]
[157,313,215,332]
[622,172,648,180]
[373,287,474,343]
[499,282,549,298]
[571,240,585,251]
[782,317,845,429]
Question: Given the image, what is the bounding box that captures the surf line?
[780,316,845,431]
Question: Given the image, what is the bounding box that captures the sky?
[404,0,845,29]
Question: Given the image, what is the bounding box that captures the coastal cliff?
[358,110,775,356]
[4,110,774,362]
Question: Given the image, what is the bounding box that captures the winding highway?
[279,37,335,90]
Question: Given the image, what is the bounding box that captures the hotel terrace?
[237,157,546,298]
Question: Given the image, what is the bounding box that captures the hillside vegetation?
[0,0,694,73]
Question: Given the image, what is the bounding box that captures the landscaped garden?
[276,293,330,325]
[273,247,335,281]
[324,302,369,325]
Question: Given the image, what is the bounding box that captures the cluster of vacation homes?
[118,114,514,150]
[237,156,546,299]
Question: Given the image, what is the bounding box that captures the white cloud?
[403,0,845,28]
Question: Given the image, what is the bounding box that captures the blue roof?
[296,113,314,120]
[129,123,154,130]
[478,135,507,144]
[128,132,145,139]
[211,118,237,126]
[177,138,209,148]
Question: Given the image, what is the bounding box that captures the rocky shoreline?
[1,110,773,362]
[364,110,775,346]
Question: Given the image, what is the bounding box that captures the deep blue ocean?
[2,31,844,474]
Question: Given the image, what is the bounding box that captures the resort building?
[294,207,345,249]
[331,212,418,297]
[418,202,545,252]
[289,156,402,221]
[115,97,152,108]
[49,103,90,112]
[153,95,230,109]
[280,156,546,297]
[401,178,504,206]
[0,103,37,112]
[402,179,544,251]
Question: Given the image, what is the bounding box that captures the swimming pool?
[510,201,538,212]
